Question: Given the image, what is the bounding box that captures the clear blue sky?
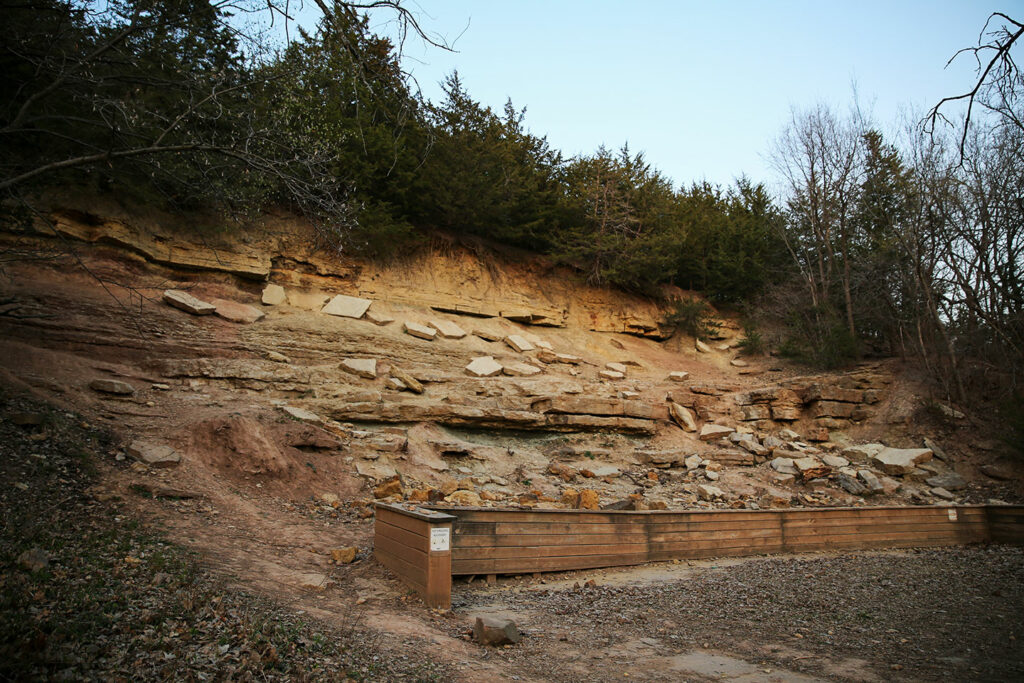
[357,1,1019,189]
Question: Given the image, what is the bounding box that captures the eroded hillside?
[1,202,1023,680]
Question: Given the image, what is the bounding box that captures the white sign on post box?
[430,527,450,552]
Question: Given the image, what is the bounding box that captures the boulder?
[740,404,770,421]
[857,470,884,494]
[925,472,967,491]
[697,484,725,500]
[668,402,696,432]
[446,490,482,506]
[980,464,1013,481]
[261,284,287,305]
[579,489,600,510]
[836,472,867,495]
[923,437,949,462]
[473,617,522,646]
[373,477,404,498]
[89,378,135,395]
[466,356,503,377]
[821,454,850,468]
[330,547,358,564]
[504,335,535,352]
[770,457,798,475]
[322,294,372,319]
[403,321,437,340]
[793,457,830,480]
[668,371,690,382]
[209,298,265,324]
[340,358,377,379]
[163,289,216,315]
[428,319,467,339]
[699,423,734,441]
[126,440,181,468]
[871,447,933,475]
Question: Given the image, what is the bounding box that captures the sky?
[348,1,1019,189]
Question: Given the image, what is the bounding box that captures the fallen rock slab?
[209,298,265,324]
[389,367,424,394]
[871,447,933,476]
[262,284,287,305]
[668,371,690,382]
[473,616,522,646]
[281,405,322,423]
[503,362,542,377]
[126,440,181,468]
[504,334,535,352]
[89,378,135,395]
[599,370,625,380]
[322,294,372,319]
[925,472,967,490]
[163,289,216,315]
[699,423,734,441]
[668,402,696,432]
[429,319,467,339]
[404,321,437,340]
[466,356,503,377]
[364,308,394,326]
[606,362,628,375]
[340,358,377,379]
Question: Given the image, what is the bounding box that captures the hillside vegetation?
[2,2,1022,427]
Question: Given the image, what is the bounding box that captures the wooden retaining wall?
[375,504,1024,608]
[373,505,456,608]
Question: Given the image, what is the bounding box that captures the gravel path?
[450,546,1024,682]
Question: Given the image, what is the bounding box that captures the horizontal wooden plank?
[374,533,428,569]
[377,508,430,537]
[375,548,428,591]
[376,520,431,553]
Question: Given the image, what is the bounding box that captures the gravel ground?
[449,547,1024,682]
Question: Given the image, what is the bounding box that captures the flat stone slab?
[504,334,535,352]
[322,294,372,319]
[261,284,287,305]
[89,378,135,395]
[404,321,437,340]
[163,289,216,315]
[473,329,502,342]
[699,423,734,441]
[925,472,967,490]
[209,298,265,324]
[365,308,394,326]
[466,356,503,377]
[503,362,542,377]
[599,370,625,380]
[668,371,690,382]
[281,405,322,423]
[340,358,377,379]
[127,440,181,467]
[695,340,712,353]
[428,319,467,339]
[668,402,696,432]
[871,447,932,475]
[606,362,628,374]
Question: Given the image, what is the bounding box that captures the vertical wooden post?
[374,503,455,609]
[423,514,454,609]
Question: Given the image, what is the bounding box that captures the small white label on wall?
[430,527,450,552]
[948,509,958,521]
